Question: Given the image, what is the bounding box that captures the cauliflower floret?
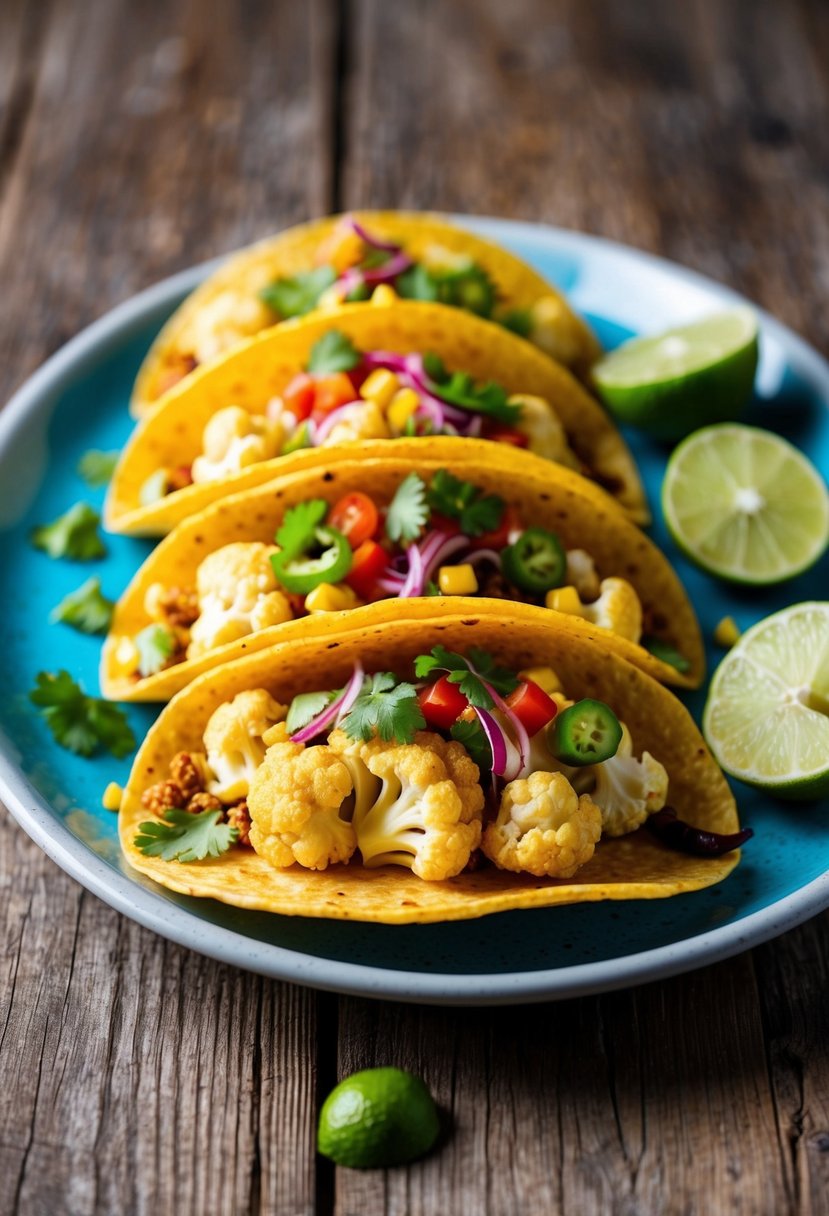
[580,577,643,643]
[482,770,602,878]
[203,689,287,802]
[321,400,391,446]
[590,724,668,837]
[328,730,484,881]
[180,290,273,365]
[529,296,584,367]
[191,406,283,483]
[187,542,294,660]
[565,549,601,601]
[247,737,358,870]
[509,395,580,469]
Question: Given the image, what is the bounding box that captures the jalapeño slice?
[502,527,566,594]
[547,698,622,765]
[271,525,352,594]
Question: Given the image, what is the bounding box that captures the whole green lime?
[317,1066,440,1168]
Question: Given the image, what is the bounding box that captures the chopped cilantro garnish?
[395,263,440,302]
[31,502,106,561]
[343,282,372,302]
[307,330,361,375]
[642,638,691,674]
[275,499,328,558]
[450,718,492,772]
[421,354,520,425]
[499,308,533,338]
[77,449,119,487]
[414,646,519,707]
[134,807,238,863]
[286,689,338,734]
[426,470,505,537]
[341,672,425,744]
[424,580,441,596]
[385,473,429,543]
[260,266,337,318]
[50,577,114,635]
[435,262,496,317]
[135,624,176,677]
[30,670,135,758]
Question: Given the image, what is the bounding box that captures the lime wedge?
[662,424,829,584]
[703,603,829,799]
[593,308,759,438]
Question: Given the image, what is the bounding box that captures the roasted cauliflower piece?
[321,400,390,446]
[191,406,283,483]
[509,394,580,469]
[180,290,273,365]
[565,549,601,602]
[580,577,643,644]
[482,770,602,878]
[187,542,294,660]
[203,689,287,802]
[591,724,668,837]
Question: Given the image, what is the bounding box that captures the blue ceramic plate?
[1,219,826,1006]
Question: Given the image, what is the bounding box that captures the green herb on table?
[77,449,120,487]
[30,670,135,758]
[50,577,114,634]
[31,502,106,560]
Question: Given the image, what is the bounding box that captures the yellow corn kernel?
[518,665,563,695]
[438,564,479,596]
[102,782,122,812]
[387,388,420,431]
[714,615,741,648]
[551,692,575,713]
[545,586,584,616]
[360,368,400,410]
[304,582,363,614]
[113,636,139,675]
[371,284,398,306]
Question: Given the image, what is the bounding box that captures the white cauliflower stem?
[191,406,283,483]
[590,724,668,836]
[187,542,293,659]
[203,689,286,802]
[581,578,643,643]
[482,770,602,878]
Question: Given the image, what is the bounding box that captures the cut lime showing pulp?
[593,308,759,439]
[662,424,829,584]
[317,1067,440,1168]
[703,603,829,799]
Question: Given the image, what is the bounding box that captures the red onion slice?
[291,662,364,744]
[342,216,403,254]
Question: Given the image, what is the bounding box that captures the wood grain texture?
[1,1,828,1214]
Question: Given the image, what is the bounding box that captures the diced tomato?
[505,680,558,736]
[313,372,359,415]
[428,511,462,537]
[485,424,529,449]
[477,504,521,551]
[345,539,389,599]
[329,492,379,548]
[418,676,469,731]
[282,372,316,421]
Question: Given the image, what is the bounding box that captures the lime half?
[703,603,829,799]
[662,424,829,584]
[317,1067,440,1168]
[593,308,759,439]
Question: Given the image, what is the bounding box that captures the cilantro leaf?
[31,502,106,561]
[435,262,496,318]
[77,449,119,487]
[260,266,337,318]
[498,308,533,338]
[30,671,135,758]
[341,673,426,744]
[642,637,691,674]
[135,624,176,677]
[286,689,337,734]
[134,807,238,863]
[395,263,440,302]
[421,355,520,425]
[50,577,114,635]
[424,580,441,596]
[275,499,328,559]
[385,473,429,543]
[307,330,361,375]
[426,470,505,538]
[414,646,519,708]
[450,718,492,772]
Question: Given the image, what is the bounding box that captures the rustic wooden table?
[1,1,827,1212]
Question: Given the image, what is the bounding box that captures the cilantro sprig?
[30,671,135,758]
[50,577,114,635]
[307,330,361,375]
[414,646,519,708]
[134,807,238,863]
[396,260,496,318]
[31,502,106,561]
[275,499,328,558]
[77,449,119,487]
[422,354,520,425]
[385,473,430,544]
[260,266,337,319]
[341,673,425,744]
[135,624,176,677]
[426,470,504,537]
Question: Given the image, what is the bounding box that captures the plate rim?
[1,216,827,1006]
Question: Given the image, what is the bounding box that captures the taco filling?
[116,470,687,685]
[134,646,747,883]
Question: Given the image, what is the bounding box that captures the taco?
[106,300,646,536]
[120,614,745,924]
[132,211,601,414]
[102,451,702,702]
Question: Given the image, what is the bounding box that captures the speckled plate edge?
[1,218,826,1006]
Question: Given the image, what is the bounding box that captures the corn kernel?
[360,368,400,410]
[714,615,741,648]
[102,782,122,812]
[545,586,584,616]
[438,564,478,595]
[518,665,563,695]
[387,388,420,431]
[371,284,398,306]
[551,692,575,713]
[304,582,363,613]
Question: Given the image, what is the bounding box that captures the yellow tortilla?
[132,210,601,414]
[102,451,703,702]
[106,300,646,536]
[120,613,740,924]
